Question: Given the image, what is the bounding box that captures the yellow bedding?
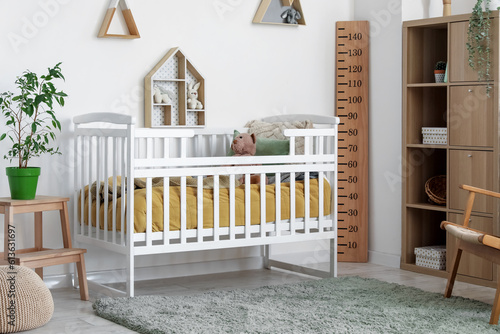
[80,179,331,233]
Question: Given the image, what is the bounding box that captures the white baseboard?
[44,256,265,289]
[368,250,400,268]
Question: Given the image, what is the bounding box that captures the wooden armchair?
[441,184,500,325]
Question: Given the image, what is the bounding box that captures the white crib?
[73,113,339,297]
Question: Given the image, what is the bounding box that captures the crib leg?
[329,238,337,277]
[126,253,135,297]
[263,245,271,269]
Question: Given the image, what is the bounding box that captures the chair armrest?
[460,185,500,199]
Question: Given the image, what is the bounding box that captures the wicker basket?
[425,175,446,205]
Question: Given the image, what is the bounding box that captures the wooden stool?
[0,196,89,301]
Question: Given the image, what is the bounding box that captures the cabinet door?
[450,21,480,82]
[447,213,493,280]
[449,150,494,213]
[449,86,494,147]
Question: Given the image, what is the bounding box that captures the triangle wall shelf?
[253,0,306,26]
[145,47,206,128]
[98,0,140,39]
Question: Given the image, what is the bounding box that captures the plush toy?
[231,133,257,156]
[281,8,301,24]
[231,133,264,184]
[153,85,174,104]
[187,82,203,109]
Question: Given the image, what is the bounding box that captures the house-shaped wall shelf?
[145,47,205,127]
[98,0,140,39]
[253,0,306,26]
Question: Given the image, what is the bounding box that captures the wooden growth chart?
[335,21,369,262]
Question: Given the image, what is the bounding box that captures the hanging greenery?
[467,0,492,94]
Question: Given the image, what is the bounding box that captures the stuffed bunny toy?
[187,82,203,109]
[153,85,174,104]
[281,8,301,24]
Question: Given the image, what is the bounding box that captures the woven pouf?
[0,265,54,333]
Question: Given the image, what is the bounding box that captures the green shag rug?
[93,276,500,334]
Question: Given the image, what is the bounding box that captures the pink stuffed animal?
[231,133,257,156]
[231,133,265,184]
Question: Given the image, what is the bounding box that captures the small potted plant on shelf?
[467,0,500,94]
[0,63,66,199]
[434,61,447,83]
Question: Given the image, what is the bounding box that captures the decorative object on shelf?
[0,63,66,199]
[187,82,203,110]
[442,0,451,16]
[253,0,306,26]
[281,7,301,24]
[414,245,446,270]
[425,175,446,205]
[0,265,54,333]
[434,61,446,82]
[153,85,174,104]
[422,127,447,145]
[467,0,493,94]
[98,0,140,39]
[145,47,205,127]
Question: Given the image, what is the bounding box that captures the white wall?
[402,0,477,21]
[0,0,353,278]
[352,0,402,267]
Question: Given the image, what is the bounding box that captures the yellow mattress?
[79,178,331,233]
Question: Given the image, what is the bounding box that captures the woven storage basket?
[425,175,446,205]
[0,265,54,333]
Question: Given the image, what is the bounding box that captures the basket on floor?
[425,175,446,205]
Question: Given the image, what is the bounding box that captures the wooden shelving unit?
[98,0,140,39]
[253,0,306,26]
[145,47,205,128]
[402,13,500,288]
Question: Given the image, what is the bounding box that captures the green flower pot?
[6,167,41,200]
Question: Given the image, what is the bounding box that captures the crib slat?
[290,137,296,156]
[304,136,310,155]
[121,137,126,245]
[318,171,324,230]
[112,137,118,244]
[260,173,266,238]
[214,175,220,241]
[147,137,153,159]
[146,178,153,247]
[96,137,101,241]
[245,174,251,239]
[290,172,296,235]
[87,136,93,238]
[180,138,187,158]
[229,174,236,240]
[197,176,203,243]
[304,171,310,234]
[275,172,281,236]
[104,137,109,242]
[80,137,85,236]
[163,176,170,245]
[180,176,187,244]
[163,138,169,158]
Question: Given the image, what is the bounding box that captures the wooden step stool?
[0,196,89,301]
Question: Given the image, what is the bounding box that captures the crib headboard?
[261,114,340,126]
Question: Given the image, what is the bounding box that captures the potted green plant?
[466,0,499,94]
[434,61,447,83]
[0,63,66,199]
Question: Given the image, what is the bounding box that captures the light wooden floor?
[29,262,496,333]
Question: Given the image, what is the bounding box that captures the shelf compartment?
[405,147,447,205]
[406,86,447,145]
[405,24,447,84]
[404,208,447,265]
